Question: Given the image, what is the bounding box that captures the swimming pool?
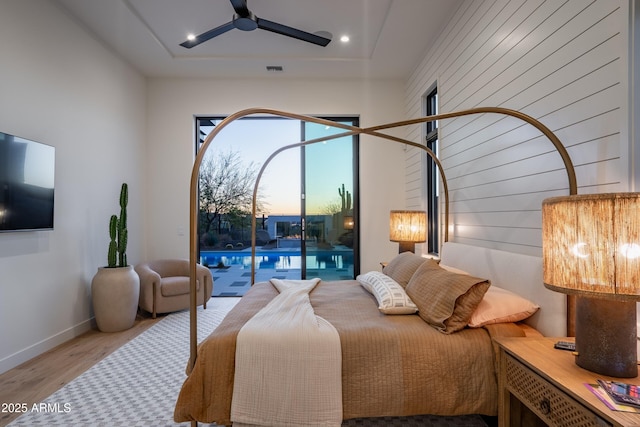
[200,249,353,270]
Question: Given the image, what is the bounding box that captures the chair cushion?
[161,277,199,297]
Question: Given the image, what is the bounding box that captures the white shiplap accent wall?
[404,0,631,256]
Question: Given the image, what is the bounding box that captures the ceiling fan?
[180,0,332,48]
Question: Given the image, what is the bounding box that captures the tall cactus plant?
[107,183,128,268]
[118,183,128,267]
[108,215,118,267]
[338,183,352,212]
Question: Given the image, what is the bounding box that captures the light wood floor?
[0,312,161,426]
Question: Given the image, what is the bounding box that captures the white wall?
[404,0,633,256]
[145,78,406,274]
[0,0,146,373]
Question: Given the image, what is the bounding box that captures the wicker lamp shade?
[542,192,640,378]
[389,210,426,254]
[389,210,427,243]
[542,193,640,300]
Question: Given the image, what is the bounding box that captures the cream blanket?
[230,278,342,427]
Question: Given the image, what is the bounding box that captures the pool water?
[200,249,352,270]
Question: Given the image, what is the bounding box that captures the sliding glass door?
[302,119,358,280]
[196,116,358,295]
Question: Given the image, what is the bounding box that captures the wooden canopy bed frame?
[176,107,578,426]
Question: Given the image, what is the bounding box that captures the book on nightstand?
[586,382,640,413]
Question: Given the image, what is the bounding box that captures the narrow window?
[425,87,439,254]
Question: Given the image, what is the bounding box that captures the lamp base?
[397,241,415,253]
[575,297,638,378]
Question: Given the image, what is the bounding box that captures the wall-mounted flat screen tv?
[0,131,55,232]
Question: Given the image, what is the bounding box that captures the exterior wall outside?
[404,0,633,257]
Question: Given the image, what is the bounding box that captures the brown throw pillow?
[382,252,430,288]
[405,261,490,334]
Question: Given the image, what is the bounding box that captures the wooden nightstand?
[495,336,640,427]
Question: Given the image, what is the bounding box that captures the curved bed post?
[189,106,577,374]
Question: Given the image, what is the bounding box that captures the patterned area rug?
[9,298,490,427]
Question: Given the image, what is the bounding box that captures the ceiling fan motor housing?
[233,12,258,31]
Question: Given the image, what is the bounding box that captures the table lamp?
[389,210,426,253]
[542,193,640,378]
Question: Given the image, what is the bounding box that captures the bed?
[175,107,575,426]
[174,242,566,426]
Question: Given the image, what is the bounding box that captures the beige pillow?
[405,261,490,334]
[468,286,539,327]
[439,264,469,275]
[357,271,418,314]
[382,252,431,288]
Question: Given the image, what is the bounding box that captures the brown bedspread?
[174,280,526,425]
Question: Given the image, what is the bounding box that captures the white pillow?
[357,271,418,314]
[468,286,540,327]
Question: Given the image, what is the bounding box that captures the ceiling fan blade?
[257,18,331,47]
[180,21,236,48]
[229,0,250,16]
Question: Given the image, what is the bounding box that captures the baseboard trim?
[0,318,94,374]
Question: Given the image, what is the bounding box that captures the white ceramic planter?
[91,266,140,332]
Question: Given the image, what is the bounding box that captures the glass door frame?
[300,116,360,279]
[195,115,360,283]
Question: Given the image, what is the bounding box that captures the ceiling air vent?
[266,65,284,72]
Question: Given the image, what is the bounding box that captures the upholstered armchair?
[135,259,213,318]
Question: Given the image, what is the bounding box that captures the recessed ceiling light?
[187,34,196,41]
[340,35,350,43]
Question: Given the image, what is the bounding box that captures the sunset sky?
[200,117,353,216]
